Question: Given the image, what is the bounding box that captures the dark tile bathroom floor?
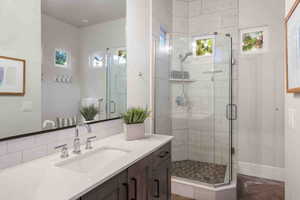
[172,160,227,184]
[237,174,284,200]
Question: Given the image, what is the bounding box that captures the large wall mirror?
[0,0,127,140]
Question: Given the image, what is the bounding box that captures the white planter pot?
[124,123,145,140]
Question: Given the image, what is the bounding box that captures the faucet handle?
[86,136,97,150]
[55,144,69,158]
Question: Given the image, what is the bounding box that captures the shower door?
[153,33,233,186]
[106,48,127,119]
[212,34,233,185]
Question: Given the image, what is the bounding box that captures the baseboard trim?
[238,162,285,182]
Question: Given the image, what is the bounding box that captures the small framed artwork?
[0,56,25,96]
[192,35,215,57]
[285,0,300,93]
[54,49,69,68]
[240,26,268,54]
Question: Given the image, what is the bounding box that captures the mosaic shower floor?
[172,160,227,184]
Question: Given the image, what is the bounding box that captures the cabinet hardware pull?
[131,178,137,200]
[159,151,169,158]
[123,183,129,200]
[154,179,160,198]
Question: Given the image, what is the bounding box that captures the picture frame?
[240,26,269,55]
[54,48,70,68]
[285,0,300,93]
[0,56,26,96]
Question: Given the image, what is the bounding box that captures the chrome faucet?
[55,144,69,158]
[73,121,92,154]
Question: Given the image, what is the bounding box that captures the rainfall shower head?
[179,52,193,62]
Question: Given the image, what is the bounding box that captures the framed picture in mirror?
[285,0,300,93]
[0,56,25,96]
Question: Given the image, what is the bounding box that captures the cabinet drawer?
[153,142,171,166]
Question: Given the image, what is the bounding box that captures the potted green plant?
[80,105,99,122]
[121,107,150,140]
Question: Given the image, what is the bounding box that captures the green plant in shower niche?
[195,38,213,56]
[242,31,263,52]
[80,105,99,121]
[121,107,150,124]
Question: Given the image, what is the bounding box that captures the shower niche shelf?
[169,78,196,83]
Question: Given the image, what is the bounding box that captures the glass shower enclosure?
[106,48,127,119]
[154,33,234,187]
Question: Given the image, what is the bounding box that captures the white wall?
[238,0,285,169]
[126,0,151,108]
[80,18,126,100]
[152,0,172,135]
[285,0,300,199]
[42,15,81,123]
[0,0,42,138]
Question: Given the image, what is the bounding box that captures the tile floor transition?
[237,174,284,200]
[172,194,194,200]
[172,160,227,184]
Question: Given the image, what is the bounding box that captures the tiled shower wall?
[0,119,122,169]
[171,0,239,165]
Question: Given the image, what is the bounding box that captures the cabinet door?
[152,158,171,200]
[128,156,153,200]
[81,171,128,200]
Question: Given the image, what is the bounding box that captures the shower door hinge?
[231,147,235,155]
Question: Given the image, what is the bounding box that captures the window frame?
[240,26,269,55]
[192,35,215,58]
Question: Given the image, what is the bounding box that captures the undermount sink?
[55,147,130,173]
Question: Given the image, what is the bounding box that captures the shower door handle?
[226,104,237,120]
[232,104,237,120]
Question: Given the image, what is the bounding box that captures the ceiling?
[42,0,126,27]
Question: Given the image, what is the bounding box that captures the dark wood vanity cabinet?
[81,171,128,200]
[80,142,171,200]
[152,158,171,200]
[128,155,153,200]
[151,142,171,200]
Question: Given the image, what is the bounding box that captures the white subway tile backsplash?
[0,142,7,156]
[0,152,22,169]
[0,119,123,170]
[7,137,36,153]
[35,132,58,145]
[22,145,48,163]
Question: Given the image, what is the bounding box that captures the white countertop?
[0,134,173,200]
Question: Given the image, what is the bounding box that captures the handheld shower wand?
[176,52,193,106]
